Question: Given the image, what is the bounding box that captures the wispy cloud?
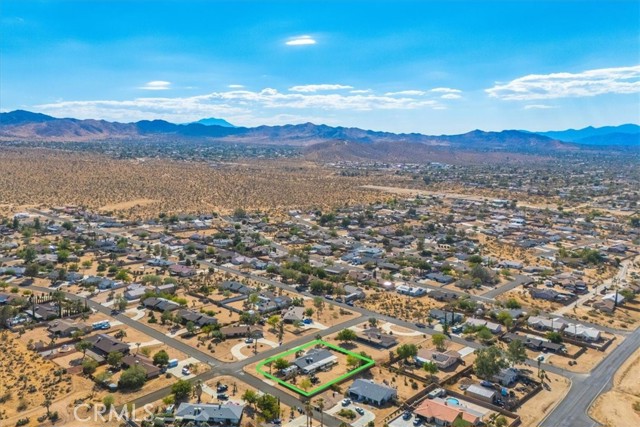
[285,35,316,46]
[430,87,462,94]
[440,93,462,100]
[385,90,426,96]
[138,80,171,90]
[34,86,446,124]
[350,89,372,94]
[523,104,557,110]
[289,84,353,93]
[486,65,640,100]
[228,84,245,89]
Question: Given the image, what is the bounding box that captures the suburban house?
[355,327,399,349]
[176,309,218,327]
[397,285,427,297]
[219,325,263,339]
[415,349,460,370]
[428,290,459,302]
[292,348,338,375]
[348,379,397,406]
[174,402,245,426]
[343,285,366,302]
[414,398,482,426]
[465,318,502,334]
[124,284,149,301]
[220,281,255,295]
[429,309,464,325]
[563,323,601,342]
[47,319,91,337]
[169,264,196,277]
[142,297,181,312]
[592,299,615,313]
[425,272,455,284]
[281,306,305,323]
[492,367,519,386]
[25,303,59,321]
[121,354,161,379]
[465,384,496,403]
[256,292,292,314]
[502,333,564,353]
[86,334,130,358]
[527,316,568,332]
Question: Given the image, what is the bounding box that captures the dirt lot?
[545,334,622,373]
[359,289,446,323]
[589,347,640,427]
[0,332,96,427]
[515,368,571,427]
[565,302,640,330]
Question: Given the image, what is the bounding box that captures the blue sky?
[1,0,639,134]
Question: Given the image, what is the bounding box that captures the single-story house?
[219,325,263,338]
[492,367,519,386]
[86,334,130,357]
[142,297,181,312]
[414,398,482,426]
[348,379,397,406]
[169,264,196,277]
[282,306,305,323]
[47,319,91,337]
[465,318,502,334]
[429,309,464,325]
[415,349,460,370]
[563,323,601,342]
[292,348,337,375]
[527,316,568,332]
[175,402,245,426]
[397,285,427,297]
[426,273,455,284]
[121,354,161,378]
[356,327,398,349]
[220,281,254,295]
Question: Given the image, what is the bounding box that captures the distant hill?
[0,109,625,161]
[193,117,235,127]
[534,124,639,145]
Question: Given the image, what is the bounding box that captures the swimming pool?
[445,397,460,405]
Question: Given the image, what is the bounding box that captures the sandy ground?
[516,370,572,427]
[589,347,640,427]
[99,199,158,211]
[546,335,621,373]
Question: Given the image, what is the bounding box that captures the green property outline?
[255,339,375,397]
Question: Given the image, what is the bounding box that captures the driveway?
[231,338,279,361]
[326,402,375,427]
[166,357,201,379]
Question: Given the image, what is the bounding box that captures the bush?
[337,409,356,420]
[15,418,30,426]
[118,365,147,390]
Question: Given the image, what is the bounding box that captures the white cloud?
[486,65,640,100]
[228,84,245,89]
[34,86,445,124]
[285,35,317,46]
[289,84,353,92]
[138,80,171,90]
[349,89,372,94]
[440,93,462,100]
[430,87,462,94]
[523,104,557,110]
[385,90,426,96]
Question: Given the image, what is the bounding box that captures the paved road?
[540,326,640,427]
[482,275,532,299]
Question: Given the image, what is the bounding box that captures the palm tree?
[315,398,325,427]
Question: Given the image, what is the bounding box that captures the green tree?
[497,311,513,328]
[476,327,494,342]
[118,365,147,390]
[241,389,258,409]
[171,379,193,401]
[396,343,418,362]
[267,315,281,331]
[57,249,71,264]
[299,378,312,392]
[107,351,124,369]
[75,340,92,360]
[82,358,98,375]
[336,328,357,343]
[506,340,527,367]
[473,346,507,380]
[504,298,521,309]
[256,394,280,421]
[152,350,170,367]
[431,333,447,351]
[273,358,290,370]
[346,354,361,370]
[423,361,439,380]
[545,331,563,344]
[102,395,115,409]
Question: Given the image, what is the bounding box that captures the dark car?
[415,322,426,328]
[217,384,228,393]
[217,393,229,400]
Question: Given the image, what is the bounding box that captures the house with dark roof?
[142,297,181,312]
[47,319,91,337]
[121,354,161,379]
[355,327,398,349]
[175,402,245,426]
[348,379,397,406]
[86,334,130,357]
[220,325,263,338]
[220,281,254,295]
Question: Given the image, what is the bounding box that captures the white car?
[181,367,191,375]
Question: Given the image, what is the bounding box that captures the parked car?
[413,418,422,426]
[181,367,191,375]
[403,411,412,420]
[217,384,228,393]
[217,393,229,400]
[355,407,365,415]
[341,398,351,406]
[245,337,254,344]
[415,323,426,328]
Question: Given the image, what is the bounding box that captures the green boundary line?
[256,339,375,397]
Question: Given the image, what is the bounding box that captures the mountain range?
[0,110,637,161]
